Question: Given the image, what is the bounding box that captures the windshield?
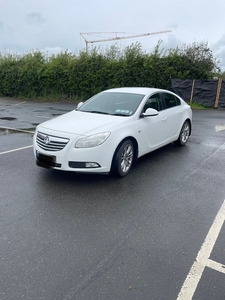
[78,92,144,116]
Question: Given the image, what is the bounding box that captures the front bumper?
[33,130,115,173]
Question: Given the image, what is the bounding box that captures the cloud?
[25,12,46,25]
[168,23,178,30]
[211,35,225,71]
[211,35,225,52]
[0,21,4,32]
[0,0,224,72]
[42,46,70,56]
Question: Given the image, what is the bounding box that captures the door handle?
[162,117,167,122]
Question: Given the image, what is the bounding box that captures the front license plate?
[37,151,56,164]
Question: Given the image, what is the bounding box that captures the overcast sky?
[0,0,225,70]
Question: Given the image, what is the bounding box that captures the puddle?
[0,117,17,121]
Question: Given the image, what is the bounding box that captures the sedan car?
[33,87,192,177]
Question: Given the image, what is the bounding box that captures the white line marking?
[215,125,225,132]
[0,145,33,155]
[177,199,225,300]
[15,101,26,105]
[206,259,225,274]
[36,115,51,119]
[0,126,35,134]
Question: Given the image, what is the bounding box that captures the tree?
[178,42,220,79]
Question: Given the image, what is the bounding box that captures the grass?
[188,101,210,109]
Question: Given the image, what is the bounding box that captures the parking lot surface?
[0,98,225,300]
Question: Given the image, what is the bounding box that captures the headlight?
[75,132,110,148]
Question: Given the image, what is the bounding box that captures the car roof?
[103,87,168,96]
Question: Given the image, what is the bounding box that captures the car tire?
[111,140,134,177]
[174,120,190,146]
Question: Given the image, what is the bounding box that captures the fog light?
[85,162,100,168]
[69,161,101,168]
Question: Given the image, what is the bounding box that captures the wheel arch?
[110,136,139,169]
[185,118,192,135]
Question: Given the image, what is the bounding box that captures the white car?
[33,87,192,177]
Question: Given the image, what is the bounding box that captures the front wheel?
[111,140,134,177]
[174,120,190,146]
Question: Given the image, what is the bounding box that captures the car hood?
[39,110,132,136]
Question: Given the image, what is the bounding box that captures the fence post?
[190,79,195,103]
[214,78,222,108]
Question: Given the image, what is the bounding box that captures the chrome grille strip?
[36,131,69,151]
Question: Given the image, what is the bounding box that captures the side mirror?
[76,102,84,110]
[142,108,159,117]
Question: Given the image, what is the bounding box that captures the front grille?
[36,131,69,151]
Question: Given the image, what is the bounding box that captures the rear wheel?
[111,140,134,177]
[174,120,190,146]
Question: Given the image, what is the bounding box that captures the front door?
[138,93,168,154]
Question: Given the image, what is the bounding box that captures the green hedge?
[0,42,220,101]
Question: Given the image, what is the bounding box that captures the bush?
[0,41,220,101]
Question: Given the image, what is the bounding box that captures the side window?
[175,95,181,106]
[163,92,181,109]
[143,93,163,112]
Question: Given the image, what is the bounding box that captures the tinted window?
[143,93,163,112]
[163,93,181,108]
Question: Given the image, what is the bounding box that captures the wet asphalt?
[0,98,225,300]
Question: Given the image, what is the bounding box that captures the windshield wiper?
[112,113,130,116]
[88,111,110,115]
